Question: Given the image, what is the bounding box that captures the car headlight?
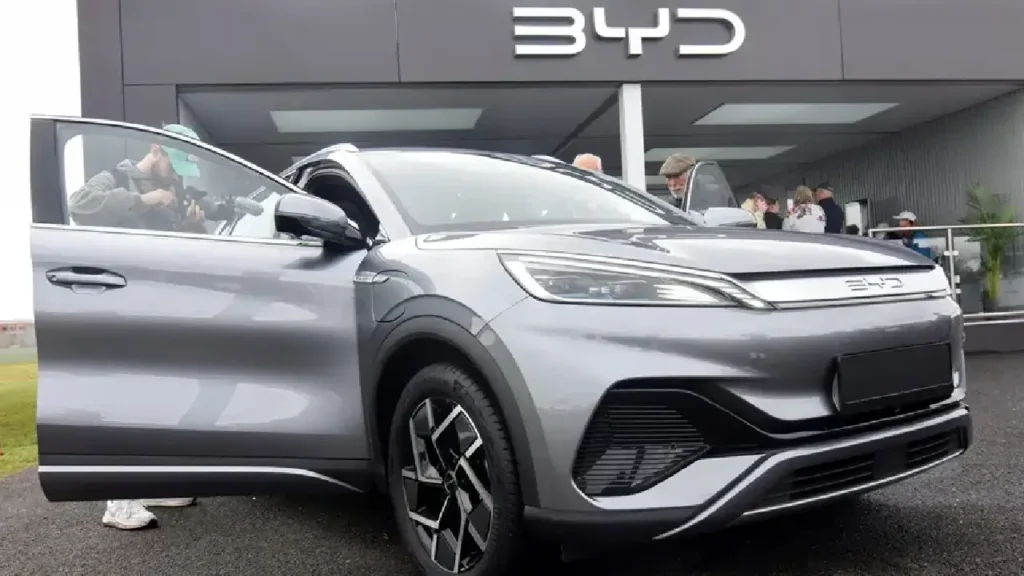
[498,252,771,308]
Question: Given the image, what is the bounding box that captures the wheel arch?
[367,307,541,508]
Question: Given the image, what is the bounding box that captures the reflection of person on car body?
[68,123,207,234]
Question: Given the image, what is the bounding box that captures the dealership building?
[76,0,1024,347]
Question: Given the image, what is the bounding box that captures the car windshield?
[360,151,698,234]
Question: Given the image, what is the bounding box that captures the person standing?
[740,195,767,229]
[762,196,784,229]
[70,123,206,530]
[783,186,826,233]
[658,154,696,209]
[893,210,931,258]
[69,124,208,233]
[814,182,844,234]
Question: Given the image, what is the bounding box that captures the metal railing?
[867,222,1024,326]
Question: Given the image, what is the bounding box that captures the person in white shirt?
[783,186,826,233]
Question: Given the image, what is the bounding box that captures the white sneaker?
[102,500,157,530]
[138,498,196,508]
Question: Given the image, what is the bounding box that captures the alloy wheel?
[400,397,494,573]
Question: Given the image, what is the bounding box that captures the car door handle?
[46,267,127,290]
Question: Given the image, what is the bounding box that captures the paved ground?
[2,354,1022,576]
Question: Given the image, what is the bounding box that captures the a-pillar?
[617,83,647,192]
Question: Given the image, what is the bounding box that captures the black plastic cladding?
[570,384,964,498]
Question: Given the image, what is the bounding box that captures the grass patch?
[0,362,38,478]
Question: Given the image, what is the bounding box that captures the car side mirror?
[701,206,758,228]
[274,193,359,243]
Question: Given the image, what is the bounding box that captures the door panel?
[30,117,368,500]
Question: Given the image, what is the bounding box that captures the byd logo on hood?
[512,7,746,57]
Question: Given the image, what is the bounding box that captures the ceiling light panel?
[644,146,795,162]
[694,103,899,126]
[271,108,483,133]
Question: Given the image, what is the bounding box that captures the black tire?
[387,363,523,575]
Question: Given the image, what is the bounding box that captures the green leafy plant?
[959,184,1019,305]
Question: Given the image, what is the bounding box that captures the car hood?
[415,224,935,275]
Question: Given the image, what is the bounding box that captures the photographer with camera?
[67,123,212,529]
[68,123,213,234]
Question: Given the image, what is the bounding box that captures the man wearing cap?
[65,125,205,529]
[814,182,844,234]
[894,210,932,258]
[658,153,696,209]
[68,123,208,234]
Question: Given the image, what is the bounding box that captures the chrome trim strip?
[964,317,1024,327]
[742,449,963,518]
[773,291,950,309]
[653,407,968,540]
[36,465,362,493]
[743,267,950,304]
[30,223,322,247]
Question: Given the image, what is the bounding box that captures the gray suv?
[30,117,971,575]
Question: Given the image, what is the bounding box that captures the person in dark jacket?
[69,123,208,234]
[762,196,784,229]
[814,182,844,234]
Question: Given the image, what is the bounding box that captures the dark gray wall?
[123,85,178,127]
[119,0,401,85]
[77,0,124,121]
[760,89,1024,228]
[397,0,842,83]
[79,0,1024,120]
[840,0,1024,81]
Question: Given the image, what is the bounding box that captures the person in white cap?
[893,210,931,258]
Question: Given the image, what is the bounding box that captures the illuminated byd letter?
[593,8,671,57]
[512,7,586,56]
[675,8,746,55]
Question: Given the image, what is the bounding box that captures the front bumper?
[524,404,971,543]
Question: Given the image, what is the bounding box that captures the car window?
[687,163,738,213]
[360,151,697,234]
[215,187,297,239]
[57,122,291,240]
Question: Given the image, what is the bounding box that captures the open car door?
[682,161,756,228]
[29,117,371,501]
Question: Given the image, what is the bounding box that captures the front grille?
[755,430,961,510]
[572,401,709,497]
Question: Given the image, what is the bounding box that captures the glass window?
[360,151,697,234]
[58,122,291,240]
[687,163,738,213]
[215,187,297,240]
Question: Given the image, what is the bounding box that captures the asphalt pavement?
[2,353,1022,576]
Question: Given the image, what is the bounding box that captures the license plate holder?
[834,343,954,414]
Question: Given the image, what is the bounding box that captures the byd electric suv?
[29,117,971,575]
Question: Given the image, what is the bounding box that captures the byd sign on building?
[512,7,746,57]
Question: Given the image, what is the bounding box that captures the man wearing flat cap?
[659,153,696,209]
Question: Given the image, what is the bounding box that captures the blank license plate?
[835,343,954,414]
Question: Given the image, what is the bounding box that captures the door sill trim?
[37,465,362,492]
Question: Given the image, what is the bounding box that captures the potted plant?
[959,184,1019,311]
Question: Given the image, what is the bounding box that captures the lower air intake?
[572,399,709,498]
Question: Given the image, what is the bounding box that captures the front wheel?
[387,363,523,575]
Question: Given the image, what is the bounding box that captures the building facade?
[75,0,1024,350]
